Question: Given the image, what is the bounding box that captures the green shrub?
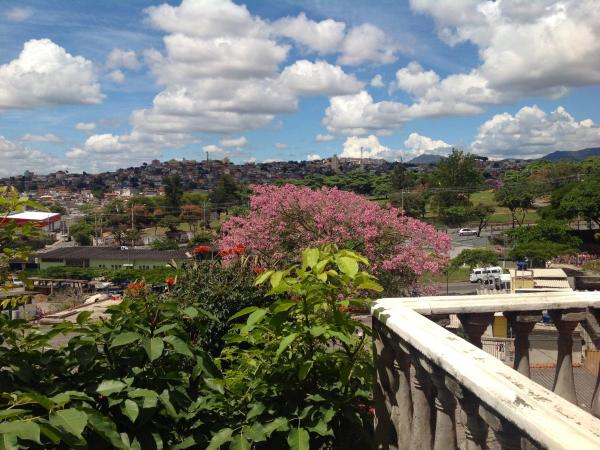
[150,238,180,250]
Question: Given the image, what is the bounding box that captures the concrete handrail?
[372,299,600,449]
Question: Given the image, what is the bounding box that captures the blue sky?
[1,0,600,175]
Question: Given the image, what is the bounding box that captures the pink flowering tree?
[218,184,451,295]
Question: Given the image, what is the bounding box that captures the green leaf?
[254,270,274,285]
[298,361,313,381]
[122,399,139,423]
[0,433,17,450]
[287,427,309,450]
[0,421,40,444]
[49,408,87,438]
[0,409,27,419]
[228,306,259,322]
[302,248,319,269]
[182,306,199,319]
[76,310,93,324]
[270,271,284,289]
[206,428,233,450]
[154,323,178,335]
[309,325,327,337]
[263,418,288,436]
[337,256,358,277]
[110,332,141,348]
[246,309,267,327]
[163,335,193,357]
[246,403,265,420]
[204,378,225,395]
[128,389,158,409]
[97,379,127,396]
[170,436,197,450]
[86,412,126,449]
[194,352,222,379]
[230,432,250,450]
[356,279,383,292]
[142,337,164,361]
[276,333,298,357]
[308,420,333,437]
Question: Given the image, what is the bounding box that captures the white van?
[470,266,503,283]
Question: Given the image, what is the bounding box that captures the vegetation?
[26,266,176,285]
[451,248,499,270]
[150,238,180,250]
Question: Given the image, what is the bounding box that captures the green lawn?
[421,267,471,283]
[471,190,538,224]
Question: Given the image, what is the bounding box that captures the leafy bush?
[168,259,271,355]
[150,238,180,250]
[26,266,176,285]
[0,246,380,449]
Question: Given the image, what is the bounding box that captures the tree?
[158,215,180,232]
[389,191,426,218]
[431,149,484,209]
[218,184,450,295]
[210,173,242,206]
[390,163,414,191]
[69,220,94,246]
[557,177,600,227]
[163,174,183,213]
[151,238,179,250]
[179,204,204,233]
[451,248,499,270]
[495,179,535,228]
[471,203,495,236]
[439,206,473,227]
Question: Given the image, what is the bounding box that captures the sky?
[1,0,600,176]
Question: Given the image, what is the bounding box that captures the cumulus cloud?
[106,48,141,70]
[20,133,62,143]
[75,122,97,132]
[0,136,65,176]
[399,0,600,117]
[471,105,600,159]
[338,23,399,65]
[272,13,346,54]
[108,70,125,83]
[339,135,397,159]
[220,136,248,147]
[403,132,452,159]
[5,7,32,22]
[0,39,103,109]
[370,74,384,88]
[306,153,322,161]
[279,60,363,96]
[315,133,335,142]
[274,143,288,149]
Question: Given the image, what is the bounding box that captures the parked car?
[458,228,477,236]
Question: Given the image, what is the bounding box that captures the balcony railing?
[372,291,600,449]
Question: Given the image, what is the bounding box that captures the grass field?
[470,190,538,224]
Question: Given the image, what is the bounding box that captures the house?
[1,211,62,232]
[508,268,573,292]
[37,247,191,270]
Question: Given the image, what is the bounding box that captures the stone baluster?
[390,338,413,450]
[446,381,488,450]
[409,353,434,450]
[373,318,396,449]
[479,405,521,450]
[506,311,541,378]
[591,309,600,418]
[430,369,458,450]
[458,313,495,348]
[549,309,586,404]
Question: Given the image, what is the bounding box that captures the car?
[458,228,477,236]
[469,266,503,283]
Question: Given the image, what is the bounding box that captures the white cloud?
[0,136,65,176]
[340,135,396,159]
[323,91,409,135]
[315,133,335,142]
[403,132,452,159]
[471,105,600,159]
[220,136,248,147]
[401,0,600,117]
[306,153,322,161]
[6,7,32,22]
[0,39,103,109]
[108,69,126,83]
[76,122,96,132]
[272,13,346,54]
[274,143,288,149]
[279,60,363,96]
[338,23,399,65]
[202,144,225,155]
[107,48,141,70]
[393,62,440,96]
[20,133,62,143]
[370,74,384,88]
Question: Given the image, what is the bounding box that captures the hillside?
[542,147,600,161]
[408,154,444,164]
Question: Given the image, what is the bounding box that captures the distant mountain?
[542,147,600,161]
[408,154,444,165]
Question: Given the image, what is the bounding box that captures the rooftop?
[38,246,191,262]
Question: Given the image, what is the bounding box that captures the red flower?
[127,282,145,290]
[219,249,230,257]
[368,408,375,416]
[166,277,175,285]
[233,243,245,256]
[193,245,211,254]
[253,267,264,274]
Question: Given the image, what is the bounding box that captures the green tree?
[451,248,499,270]
[439,205,473,227]
[158,214,180,232]
[210,173,242,206]
[150,238,179,250]
[495,177,535,228]
[390,163,415,190]
[556,177,600,227]
[431,149,484,209]
[162,174,183,213]
[471,203,495,236]
[69,221,94,246]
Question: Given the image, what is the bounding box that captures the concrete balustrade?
[373,292,600,450]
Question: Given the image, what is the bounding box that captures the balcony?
[372,291,600,449]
